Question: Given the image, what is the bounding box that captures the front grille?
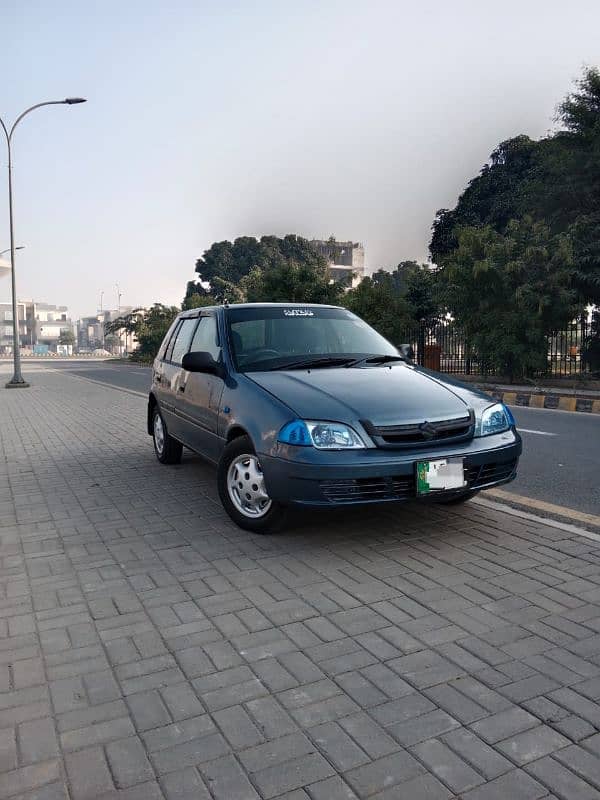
[319,456,517,504]
[467,458,518,488]
[361,411,474,449]
[320,476,414,503]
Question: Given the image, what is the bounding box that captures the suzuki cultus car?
[148,303,521,532]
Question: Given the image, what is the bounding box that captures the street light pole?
[0,98,86,388]
[0,246,24,257]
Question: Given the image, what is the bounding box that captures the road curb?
[482,388,600,413]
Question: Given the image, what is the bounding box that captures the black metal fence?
[399,316,594,378]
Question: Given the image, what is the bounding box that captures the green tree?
[241,250,344,304]
[105,305,179,362]
[194,236,263,288]
[342,270,414,345]
[133,304,180,362]
[104,334,120,353]
[182,291,214,311]
[440,217,577,379]
[430,135,538,262]
[188,234,342,302]
[430,67,600,306]
[396,262,441,325]
[58,329,76,346]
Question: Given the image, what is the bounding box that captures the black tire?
[217,435,286,533]
[433,489,479,505]
[152,407,183,464]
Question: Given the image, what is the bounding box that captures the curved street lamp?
[0,246,24,257]
[0,98,86,388]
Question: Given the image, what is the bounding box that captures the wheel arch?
[147,393,158,435]
[226,425,250,444]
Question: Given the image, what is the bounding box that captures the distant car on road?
[148,303,521,532]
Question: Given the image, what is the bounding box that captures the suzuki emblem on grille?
[418,421,437,439]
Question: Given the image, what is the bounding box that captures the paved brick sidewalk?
[2,367,600,800]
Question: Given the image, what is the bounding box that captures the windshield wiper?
[348,354,407,367]
[270,356,357,371]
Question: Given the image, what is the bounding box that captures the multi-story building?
[0,297,74,353]
[28,303,74,349]
[77,307,136,353]
[78,315,105,351]
[0,301,27,354]
[311,238,365,287]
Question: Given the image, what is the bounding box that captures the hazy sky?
[1,0,599,318]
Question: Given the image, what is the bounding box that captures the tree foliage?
[58,329,76,346]
[440,217,577,379]
[341,262,439,344]
[182,290,215,311]
[431,67,600,306]
[105,304,179,362]
[242,254,344,304]
[187,234,344,304]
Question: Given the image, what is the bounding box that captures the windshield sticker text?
[283,309,314,317]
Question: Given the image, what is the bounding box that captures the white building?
[311,238,366,288]
[0,301,27,354]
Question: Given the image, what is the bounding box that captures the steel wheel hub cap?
[153,414,165,454]
[227,454,272,518]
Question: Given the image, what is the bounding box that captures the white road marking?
[518,428,557,436]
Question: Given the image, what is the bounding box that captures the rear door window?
[189,315,221,361]
[169,318,198,365]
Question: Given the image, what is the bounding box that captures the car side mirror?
[182,351,221,375]
[398,343,414,362]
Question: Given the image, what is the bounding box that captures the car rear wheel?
[218,435,285,533]
[152,407,183,464]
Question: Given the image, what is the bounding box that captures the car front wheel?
[217,435,285,533]
[152,407,183,464]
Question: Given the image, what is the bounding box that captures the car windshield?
[226,306,398,372]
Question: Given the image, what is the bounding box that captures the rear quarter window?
[162,320,182,362]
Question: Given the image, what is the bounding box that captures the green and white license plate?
[416,458,466,495]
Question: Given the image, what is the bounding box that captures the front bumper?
[260,429,522,507]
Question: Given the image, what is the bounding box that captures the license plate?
[416,458,466,495]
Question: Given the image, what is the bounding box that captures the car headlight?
[475,403,514,437]
[278,420,366,449]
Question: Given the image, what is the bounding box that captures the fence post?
[417,322,426,367]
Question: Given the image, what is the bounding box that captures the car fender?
[219,373,297,457]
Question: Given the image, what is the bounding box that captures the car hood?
[248,363,487,426]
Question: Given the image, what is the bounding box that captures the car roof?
[178,302,343,319]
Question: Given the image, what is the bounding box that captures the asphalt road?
[44,360,600,517]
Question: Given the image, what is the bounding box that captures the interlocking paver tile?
[3,367,600,799]
[310,721,370,770]
[470,707,540,744]
[105,735,154,788]
[496,724,570,764]
[460,768,551,800]
[344,750,425,797]
[412,737,485,793]
[554,744,600,789]
[160,767,212,800]
[526,756,600,799]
